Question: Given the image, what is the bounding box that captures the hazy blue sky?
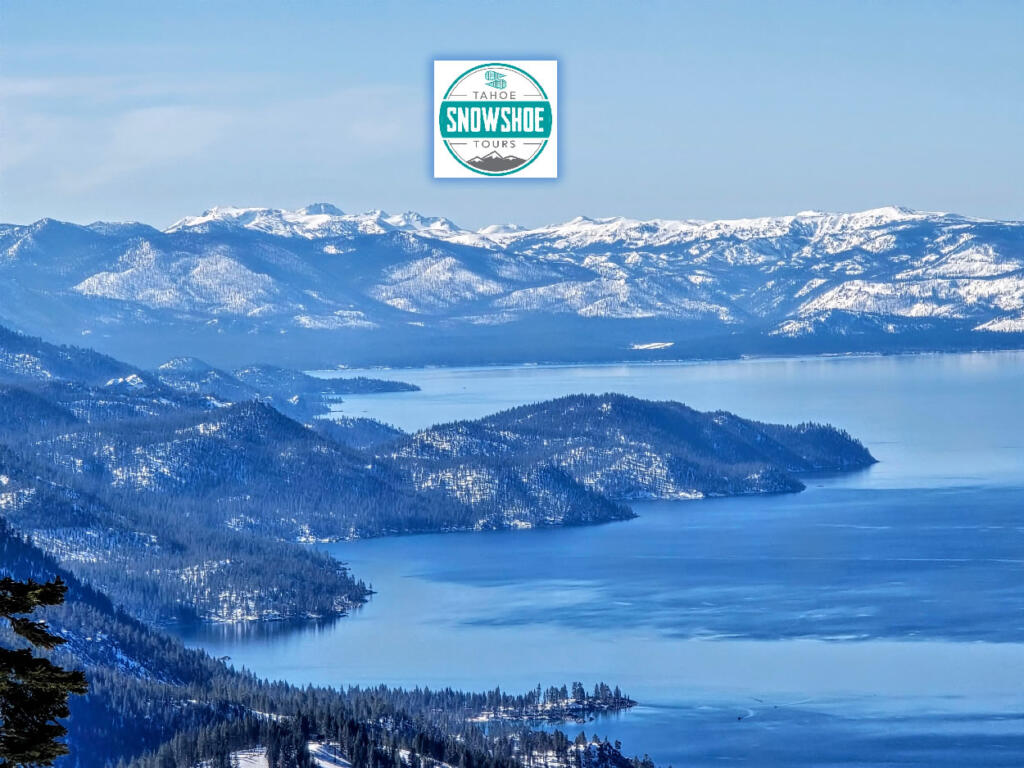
[2,0,1022,228]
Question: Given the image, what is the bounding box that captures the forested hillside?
[0,323,874,625]
[0,437,369,624]
[0,327,382,622]
[1,519,644,768]
[156,357,418,420]
[386,393,875,505]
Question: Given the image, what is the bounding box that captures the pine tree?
[0,577,89,768]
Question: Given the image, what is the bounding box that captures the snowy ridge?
[159,203,1019,335]
[167,204,464,241]
[1,204,1023,365]
[163,204,948,248]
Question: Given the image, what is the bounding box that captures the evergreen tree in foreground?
[0,577,88,767]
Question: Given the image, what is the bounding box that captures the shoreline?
[311,346,1024,377]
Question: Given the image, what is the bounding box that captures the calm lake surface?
[180,353,1024,767]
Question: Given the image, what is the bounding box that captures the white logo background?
[433,59,558,179]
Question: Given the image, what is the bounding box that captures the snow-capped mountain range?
[1,204,1022,366]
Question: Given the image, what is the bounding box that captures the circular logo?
[438,62,552,176]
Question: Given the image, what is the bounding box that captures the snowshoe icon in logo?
[434,60,558,178]
[484,70,507,89]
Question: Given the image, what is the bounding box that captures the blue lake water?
[180,352,1024,766]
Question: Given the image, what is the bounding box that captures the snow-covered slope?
[1,204,1022,365]
[166,203,464,241]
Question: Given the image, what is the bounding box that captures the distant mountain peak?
[300,202,345,216]
[477,222,526,235]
